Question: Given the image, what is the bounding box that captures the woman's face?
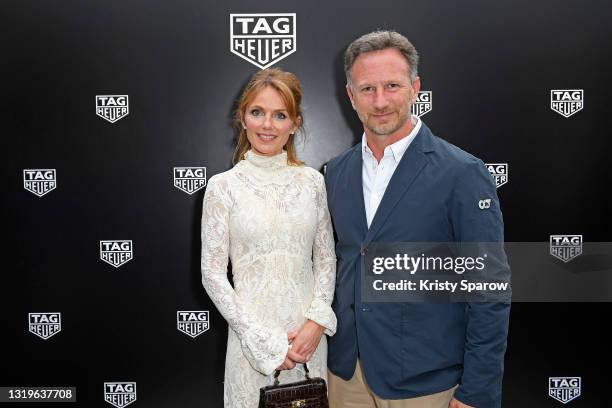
[243,86,298,157]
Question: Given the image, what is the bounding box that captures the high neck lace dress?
[201,150,337,407]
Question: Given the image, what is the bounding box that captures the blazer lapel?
[363,125,433,246]
[347,144,368,237]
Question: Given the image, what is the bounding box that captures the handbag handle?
[273,362,310,386]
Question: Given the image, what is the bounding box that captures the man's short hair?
[344,30,419,85]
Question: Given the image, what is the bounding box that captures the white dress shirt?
[362,116,422,228]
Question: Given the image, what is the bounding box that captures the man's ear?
[346,84,356,110]
[411,76,421,103]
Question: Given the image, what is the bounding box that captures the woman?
[201,68,337,407]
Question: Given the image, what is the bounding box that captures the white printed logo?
[174,167,207,194]
[100,240,133,268]
[96,95,129,123]
[23,169,57,197]
[551,89,583,118]
[104,382,137,408]
[485,163,508,188]
[230,13,296,69]
[549,377,581,404]
[550,235,582,263]
[411,91,432,117]
[478,199,491,209]
[177,311,210,338]
[28,313,62,340]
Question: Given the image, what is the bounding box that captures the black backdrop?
[3,0,611,406]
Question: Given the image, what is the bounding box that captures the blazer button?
[361,248,368,256]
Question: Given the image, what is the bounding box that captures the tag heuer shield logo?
[174,167,207,194]
[551,89,583,118]
[28,313,62,340]
[177,311,210,338]
[549,377,581,404]
[550,235,582,262]
[104,382,137,408]
[96,95,129,123]
[411,91,432,117]
[230,13,296,69]
[485,163,508,188]
[100,240,133,268]
[23,169,57,197]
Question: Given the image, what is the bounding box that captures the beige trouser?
[328,359,456,408]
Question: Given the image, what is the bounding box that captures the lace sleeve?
[303,172,337,336]
[201,175,288,375]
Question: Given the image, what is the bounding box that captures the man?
[324,31,510,408]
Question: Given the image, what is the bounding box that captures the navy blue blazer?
[325,123,510,408]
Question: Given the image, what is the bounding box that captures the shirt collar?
[362,115,422,163]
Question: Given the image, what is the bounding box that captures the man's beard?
[365,110,410,136]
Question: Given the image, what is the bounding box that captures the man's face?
[347,48,420,138]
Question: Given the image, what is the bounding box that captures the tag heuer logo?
[551,89,583,118]
[411,91,432,117]
[550,235,582,263]
[28,313,61,340]
[104,382,137,408]
[100,240,133,268]
[177,311,210,338]
[174,167,207,194]
[23,169,57,197]
[230,13,296,69]
[478,198,491,210]
[549,377,581,404]
[96,95,129,123]
[485,163,508,188]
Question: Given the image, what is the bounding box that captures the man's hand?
[287,320,325,363]
[449,397,474,408]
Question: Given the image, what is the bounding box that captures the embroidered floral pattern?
[201,150,337,407]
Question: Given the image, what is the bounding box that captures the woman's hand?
[276,331,298,370]
[286,320,325,363]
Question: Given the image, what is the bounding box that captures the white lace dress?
[201,150,337,407]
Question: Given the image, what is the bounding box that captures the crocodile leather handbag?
[258,363,329,408]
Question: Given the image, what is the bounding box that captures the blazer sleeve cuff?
[453,385,501,408]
